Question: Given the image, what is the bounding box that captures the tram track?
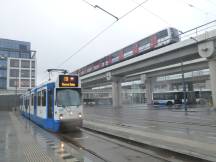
[59,128,209,162]
[60,132,111,162]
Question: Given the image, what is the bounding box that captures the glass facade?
[0,69,7,77]
[0,39,31,59]
[0,78,7,89]
[0,38,36,91]
[0,59,7,68]
[0,78,6,89]
[0,58,7,89]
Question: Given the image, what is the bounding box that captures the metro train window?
[111,51,119,63]
[170,28,180,39]
[42,90,46,106]
[124,45,133,53]
[100,58,105,67]
[138,37,150,47]
[112,52,118,58]
[157,30,168,39]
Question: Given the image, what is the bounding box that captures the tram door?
[47,89,54,119]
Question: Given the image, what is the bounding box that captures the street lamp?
[180,60,187,111]
[15,76,18,111]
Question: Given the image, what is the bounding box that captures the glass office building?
[0,38,36,94]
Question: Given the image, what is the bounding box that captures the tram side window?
[42,90,46,106]
[31,94,34,106]
[37,91,41,106]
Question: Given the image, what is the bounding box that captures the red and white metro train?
[74,27,180,76]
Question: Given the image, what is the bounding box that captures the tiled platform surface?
[0,111,82,162]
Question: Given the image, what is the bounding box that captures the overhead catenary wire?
[56,0,150,69]
[182,0,216,17]
[130,0,171,26]
[82,0,119,20]
[119,0,149,19]
[56,21,116,68]
[82,0,95,8]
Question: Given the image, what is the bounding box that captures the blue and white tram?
[20,74,83,132]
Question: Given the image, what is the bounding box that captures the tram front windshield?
[56,88,81,107]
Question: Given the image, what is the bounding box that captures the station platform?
[83,105,216,162]
[0,111,83,162]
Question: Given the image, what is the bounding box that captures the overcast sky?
[0,0,215,83]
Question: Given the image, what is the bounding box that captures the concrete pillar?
[187,82,196,104]
[188,82,194,91]
[208,59,216,107]
[145,78,153,105]
[112,77,122,108]
[198,41,216,107]
[167,83,171,91]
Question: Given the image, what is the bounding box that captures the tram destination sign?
[59,75,78,87]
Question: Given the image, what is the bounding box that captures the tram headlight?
[78,113,82,118]
[60,142,64,149]
[59,114,63,120]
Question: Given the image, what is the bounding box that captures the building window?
[10,69,19,77]
[31,70,35,78]
[31,79,35,87]
[21,70,30,77]
[9,79,19,87]
[0,69,6,77]
[21,60,30,68]
[10,59,19,67]
[31,61,35,68]
[0,78,6,89]
[20,79,30,87]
